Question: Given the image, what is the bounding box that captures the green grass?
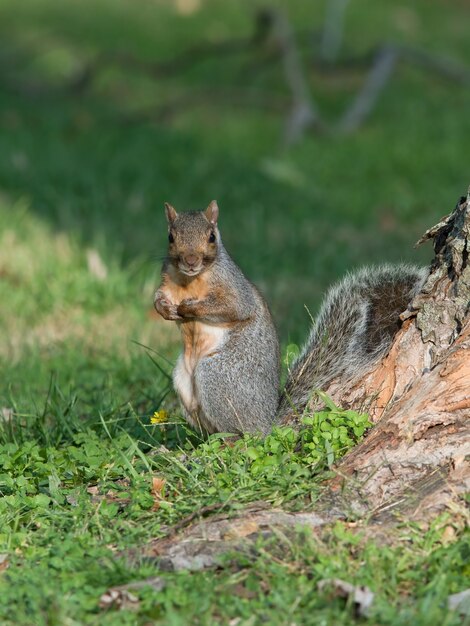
[0,408,468,626]
[0,0,469,623]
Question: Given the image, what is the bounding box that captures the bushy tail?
[277,264,428,421]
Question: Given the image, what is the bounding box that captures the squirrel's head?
[164,200,220,277]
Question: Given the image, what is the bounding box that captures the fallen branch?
[337,45,398,134]
[256,8,324,145]
[320,0,351,63]
[336,43,470,134]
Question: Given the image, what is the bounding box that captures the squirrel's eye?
[168,232,174,243]
[208,231,216,243]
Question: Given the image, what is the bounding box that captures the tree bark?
[317,190,470,521]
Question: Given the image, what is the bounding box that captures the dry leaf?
[229,583,257,600]
[99,588,139,611]
[0,408,13,423]
[448,589,470,616]
[99,577,166,611]
[0,554,9,573]
[441,525,457,545]
[317,578,375,617]
[151,476,166,511]
[87,482,131,508]
[86,249,108,281]
[66,490,80,507]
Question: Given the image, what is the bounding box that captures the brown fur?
[163,266,210,305]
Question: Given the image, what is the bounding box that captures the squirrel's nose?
[184,254,199,267]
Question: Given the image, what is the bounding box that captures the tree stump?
[318,190,470,521]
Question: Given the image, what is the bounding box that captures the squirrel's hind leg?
[194,352,277,435]
[173,354,201,430]
[173,353,217,434]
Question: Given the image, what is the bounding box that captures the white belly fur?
[173,322,228,420]
[173,354,196,415]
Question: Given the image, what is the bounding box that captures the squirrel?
[154,200,427,434]
[154,200,280,435]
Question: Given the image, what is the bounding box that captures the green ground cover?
[0,0,468,623]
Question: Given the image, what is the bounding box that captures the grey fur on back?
[277,264,428,420]
[195,283,280,435]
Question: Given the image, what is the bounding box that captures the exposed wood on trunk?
[316,192,470,519]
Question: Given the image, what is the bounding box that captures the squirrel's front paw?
[177,298,198,318]
[154,292,181,321]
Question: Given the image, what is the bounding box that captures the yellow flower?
[151,410,169,424]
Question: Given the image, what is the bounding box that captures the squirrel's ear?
[165,203,178,224]
[204,200,219,225]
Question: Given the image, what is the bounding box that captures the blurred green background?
[0,0,469,411]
